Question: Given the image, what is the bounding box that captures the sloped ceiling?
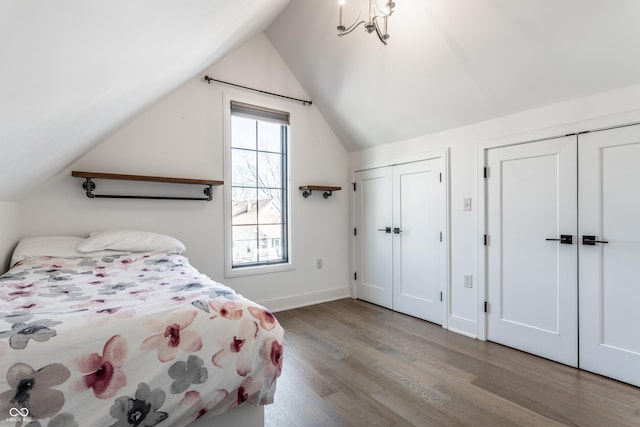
[4,1,640,202]
[0,0,289,202]
[266,0,640,152]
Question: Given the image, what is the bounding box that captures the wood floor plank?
[266,299,640,427]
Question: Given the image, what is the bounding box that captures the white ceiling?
[0,0,289,201]
[3,1,640,201]
[266,0,640,151]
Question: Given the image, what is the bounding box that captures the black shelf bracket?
[81,177,214,201]
[299,186,341,199]
[302,189,334,199]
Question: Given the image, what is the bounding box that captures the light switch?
[464,274,473,288]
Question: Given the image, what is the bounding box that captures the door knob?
[393,227,402,234]
[545,234,573,244]
[582,235,609,245]
[377,227,392,233]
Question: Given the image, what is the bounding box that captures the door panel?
[355,159,446,323]
[392,159,444,324]
[487,136,578,366]
[579,125,640,386]
[355,167,393,308]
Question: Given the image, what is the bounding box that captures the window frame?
[223,95,294,278]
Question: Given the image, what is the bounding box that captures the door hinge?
[484,301,488,313]
[354,272,357,280]
[354,227,357,236]
[353,182,356,191]
[484,234,488,246]
[440,231,443,242]
[439,172,442,183]
[440,291,443,302]
[483,167,489,178]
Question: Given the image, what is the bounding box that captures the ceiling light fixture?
[337,0,396,45]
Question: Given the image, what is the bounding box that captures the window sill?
[224,261,294,278]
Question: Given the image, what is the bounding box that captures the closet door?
[354,167,393,309]
[355,158,446,323]
[486,136,578,366]
[392,159,445,324]
[579,124,640,387]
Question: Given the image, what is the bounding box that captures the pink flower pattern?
[0,253,284,425]
[212,318,259,376]
[209,299,244,320]
[248,306,278,331]
[259,337,284,387]
[141,310,203,362]
[75,335,128,399]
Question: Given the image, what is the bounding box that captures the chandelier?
[337,0,396,45]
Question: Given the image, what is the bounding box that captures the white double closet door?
[486,124,640,386]
[354,158,445,325]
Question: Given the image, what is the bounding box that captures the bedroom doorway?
[354,157,446,325]
[485,123,640,386]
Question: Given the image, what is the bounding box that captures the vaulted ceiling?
[0,0,289,202]
[2,0,640,201]
[266,0,640,151]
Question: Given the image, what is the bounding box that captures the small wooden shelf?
[71,171,223,201]
[299,185,341,199]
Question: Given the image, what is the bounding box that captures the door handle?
[377,227,392,233]
[545,234,573,244]
[393,227,402,234]
[582,235,609,246]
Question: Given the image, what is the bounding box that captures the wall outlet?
[464,274,473,288]
[316,259,323,269]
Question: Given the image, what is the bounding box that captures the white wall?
[351,83,640,338]
[19,33,351,311]
[0,201,20,271]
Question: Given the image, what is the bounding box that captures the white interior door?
[579,124,640,386]
[392,159,445,324]
[355,167,393,309]
[486,136,578,367]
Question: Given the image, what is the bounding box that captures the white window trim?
[223,93,294,278]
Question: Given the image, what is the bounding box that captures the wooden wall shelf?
[71,171,223,201]
[299,185,341,199]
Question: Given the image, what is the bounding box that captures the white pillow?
[10,236,85,267]
[77,230,186,254]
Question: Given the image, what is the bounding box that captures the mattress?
[0,251,284,426]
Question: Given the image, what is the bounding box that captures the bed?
[0,231,284,427]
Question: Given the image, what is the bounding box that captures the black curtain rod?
[203,75,312,106]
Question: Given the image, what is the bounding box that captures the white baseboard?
[447,315,478,339]
[258,286,351,313]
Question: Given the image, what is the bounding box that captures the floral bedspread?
[0,253,284,426]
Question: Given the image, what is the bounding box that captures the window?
[229,101,289,270]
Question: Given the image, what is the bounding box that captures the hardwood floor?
[265,298,640,427]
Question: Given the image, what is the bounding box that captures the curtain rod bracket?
[203,75,312,106]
